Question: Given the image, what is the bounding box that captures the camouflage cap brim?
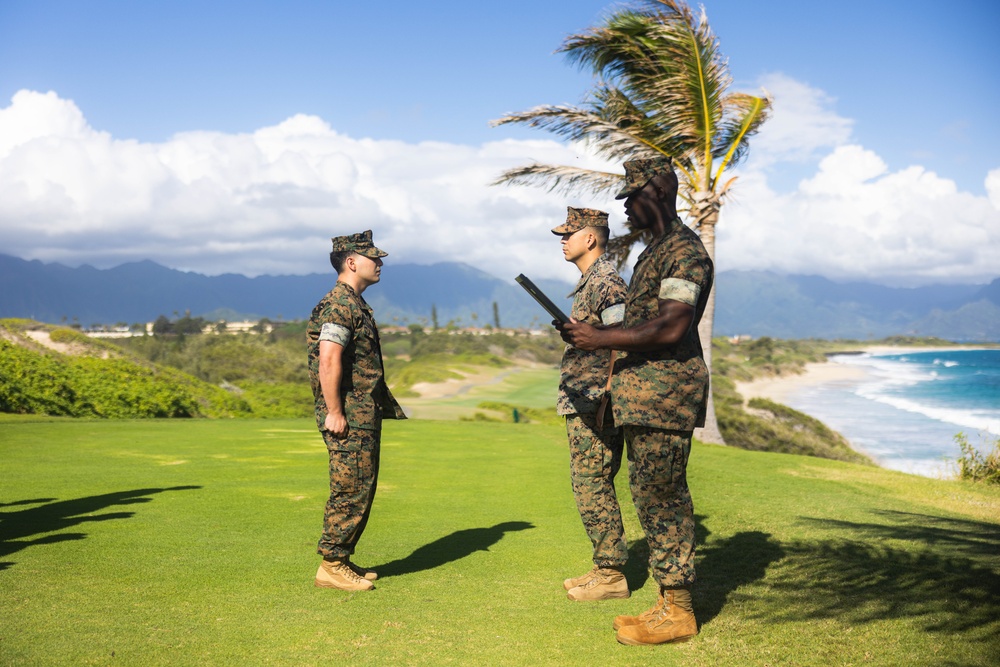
[615,156,674,199]
[331,229,387,258]
[551,206,609,235]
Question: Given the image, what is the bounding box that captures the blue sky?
[1,0,998,285]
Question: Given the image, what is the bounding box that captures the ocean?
[781,348,1000,478]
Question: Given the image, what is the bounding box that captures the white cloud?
[986,168,1000,211]
[749,73,854,166]
[719,145,1000,284]
[0,90,615,282]
[0,87,997,288]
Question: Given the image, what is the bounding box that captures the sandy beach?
[734,360,869,405]
[734,345,994,405]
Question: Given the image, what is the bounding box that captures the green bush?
[0,338,255,418]
[954,432,1000,485]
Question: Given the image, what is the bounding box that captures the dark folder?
[515,274,570,324]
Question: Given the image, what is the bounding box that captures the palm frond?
[491,163,624,197]
[605,228,650,270]
[493,101,649,161]
[559,0,730,187]
[711,92,771,185]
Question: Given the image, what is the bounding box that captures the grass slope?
[2,418,998,666]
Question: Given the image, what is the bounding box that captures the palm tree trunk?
[691,194,725,445]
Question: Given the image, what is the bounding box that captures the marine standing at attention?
[557,157,713,645]
[551,206,630,602]
[307,230,406,591]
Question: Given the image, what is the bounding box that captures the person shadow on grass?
[373,521,535,578]
[0,486,202,571]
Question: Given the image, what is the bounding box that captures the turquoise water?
[784,349,1000,478]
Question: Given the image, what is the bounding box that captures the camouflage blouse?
[306,281,405,431]
[557,256,627,415]
[611,218,714,430]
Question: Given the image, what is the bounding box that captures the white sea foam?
[883,457,954,479]
[855,392,1000,436]
[832,353,1000,436]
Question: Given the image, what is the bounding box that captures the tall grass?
[2,417,998,666]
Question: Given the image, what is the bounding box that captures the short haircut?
[589,225,610,248]
[329,250,353,273]
[651,169,679,197]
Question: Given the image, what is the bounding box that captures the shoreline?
[734,344,995,406]
[733,361,868,406]
[732,344,998,478]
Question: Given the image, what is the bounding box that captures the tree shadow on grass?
[803,510,1000,559]
[373,521,534,578]
[0,486,202,571]
[751,511,1000,652]
[695,530,786,627]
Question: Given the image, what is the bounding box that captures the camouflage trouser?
[566,412,627,568]
[623,425,696,588]
[317,420,381,560]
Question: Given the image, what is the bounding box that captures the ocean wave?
[832,353,938,386]
[852,391,1000,436]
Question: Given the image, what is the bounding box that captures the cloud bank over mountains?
[1,76,997,286]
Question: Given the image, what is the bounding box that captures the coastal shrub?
[714,376,872,465]
[711,336,831,382]
[0,338,257,418]
[114,334,306,384]
[0,339,80,415]
[954,432,1000,485]
[233,381,313,418]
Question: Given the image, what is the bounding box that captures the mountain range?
[2,254,998,341]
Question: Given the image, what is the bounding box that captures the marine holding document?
[550,207,630,602]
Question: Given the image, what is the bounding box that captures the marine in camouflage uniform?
[557,157,713,644]
[307,230,405,590]
[552,207,629,598]
[612,215,712,590]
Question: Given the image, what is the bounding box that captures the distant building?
[202,320,273,335]
[85,319,273,337]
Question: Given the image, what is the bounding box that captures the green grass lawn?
[2,417,998,666]
[401,366,559,420]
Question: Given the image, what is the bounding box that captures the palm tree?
[492,0,770,444]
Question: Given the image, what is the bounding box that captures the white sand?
[734,361,868,405]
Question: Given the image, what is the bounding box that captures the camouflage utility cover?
[558,256,627,415]
[611,218,714,430]
[307,281,405,432]
[615,155,674,200]
[551,206,610,235]
[330,229,387,258]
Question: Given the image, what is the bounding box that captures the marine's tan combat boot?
[346,559,378,581]
[615,589,697,645]
[563,565,600,591]
[567,568,630,601]
[613,593,664,630]
[314,559,375,591]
